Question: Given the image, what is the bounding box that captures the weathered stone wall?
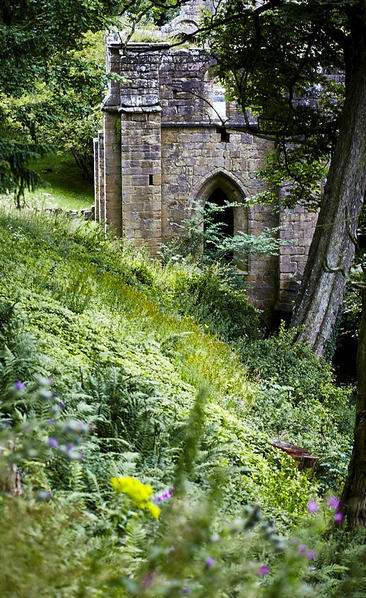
[96,130,104,223]
[104,112,122,236]
[277,206,318,312]
[121,111,162,253]
[94,40,316,320]
[161,0,215,35]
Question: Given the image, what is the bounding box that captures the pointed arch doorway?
[192,170,249,266]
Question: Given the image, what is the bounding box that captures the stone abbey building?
[93,1,317,321]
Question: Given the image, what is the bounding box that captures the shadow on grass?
[26,153,94,211]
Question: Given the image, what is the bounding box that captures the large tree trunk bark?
[291,15,366,355]
[341,281,366,528]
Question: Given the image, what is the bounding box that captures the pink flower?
[258,565,269,576]
[307,551,316,560]
[307,499,318,514]
[299,545,307,553]
[328,496,341,510]
[334,512,344,524]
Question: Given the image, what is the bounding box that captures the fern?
[85,468,103,505]
[69,461,84,493]
[80,367,175,468]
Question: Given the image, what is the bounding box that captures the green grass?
[1,153,93,212]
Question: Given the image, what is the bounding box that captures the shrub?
[237,325,354,493]
[172,263,259,343]
[236,323,350,406]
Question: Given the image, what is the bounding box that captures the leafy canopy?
[199,0,350,207]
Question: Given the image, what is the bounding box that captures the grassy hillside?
[0,206,313,513]
[0,154,93,212]
[0,206,355,596]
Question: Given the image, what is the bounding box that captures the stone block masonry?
[94,39,317,322]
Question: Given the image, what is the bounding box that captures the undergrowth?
[0,206,356,596]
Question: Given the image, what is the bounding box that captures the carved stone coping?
[119,106,162,113]
[108,42,172,52]
[161,121,251,129]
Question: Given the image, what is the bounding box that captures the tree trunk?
[291,16,366,355]
[341,280,366,528]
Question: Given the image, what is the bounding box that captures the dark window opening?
[173,89,179,98]
[205,188,234,261]
[149,174,154,185]
[221,129,230,143]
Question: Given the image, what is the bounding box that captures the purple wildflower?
[258,565,269,576]
[183,588,191,594]
[308,566,315,572]
[307,551,316,561]
[299,545,307,553]
[156,488,174,502]
[49,437,58,448]
[47,418,55,425]
[334,512,344,524]
[15,381,25,391]
[328,496,341,510]
[57,401,65,409]
[290,537,298,544]
[307,499,318,514]
[66,443,73,452]
[205,557,215,567]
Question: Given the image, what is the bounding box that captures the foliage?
[0,30,107,188]
[0,206,356,595]
[172,263,259,343]
[237,324,353,492]
[0,138,51,207]
[200,0,346,206]
[0,0,124,200]
[161,199,283,266]
[0,206,315,516]
[308,526,366,597]
[255,145,329,209]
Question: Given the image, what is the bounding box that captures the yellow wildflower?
[146,501,161,519]
[110,476,160,519]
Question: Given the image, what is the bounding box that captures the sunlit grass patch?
[0,152,93,212]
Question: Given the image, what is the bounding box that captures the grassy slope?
[0,154,93,211]
[0,206,315,526]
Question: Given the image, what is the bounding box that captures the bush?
[237,324,354,493]
[172,263,259,343]
[236,323,350,406]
